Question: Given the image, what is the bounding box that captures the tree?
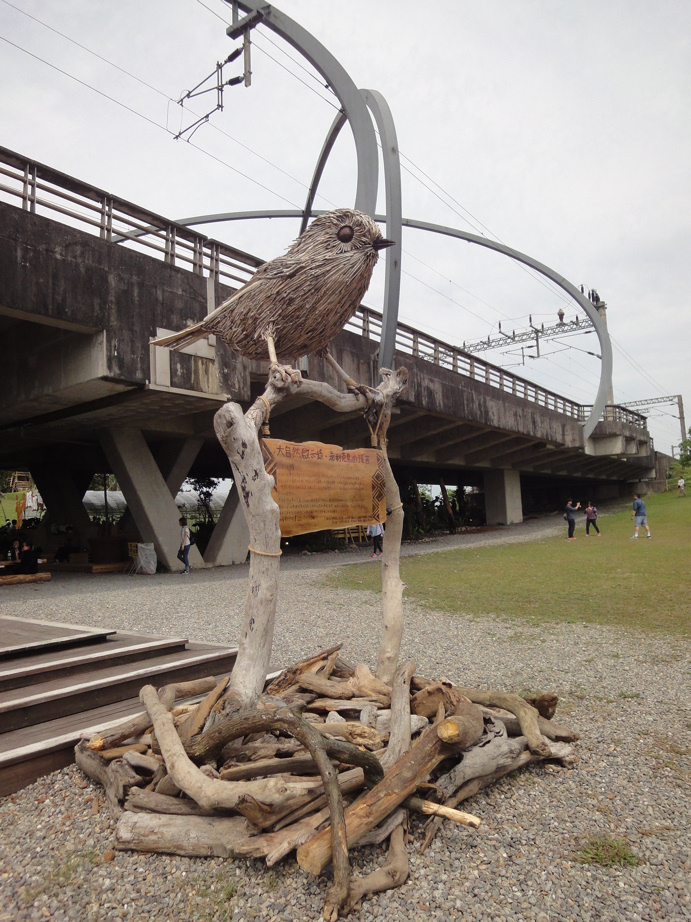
[186,477,220,524]
[89,473,119,491]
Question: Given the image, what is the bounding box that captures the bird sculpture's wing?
[150,320,208,351]
[150,257,307,352]
[251,254,307,281]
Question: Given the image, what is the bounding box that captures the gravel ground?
[1,515,689,921]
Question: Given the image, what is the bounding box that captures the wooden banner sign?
[261,438,386,537]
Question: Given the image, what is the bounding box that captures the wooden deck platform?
[0,614,237,797]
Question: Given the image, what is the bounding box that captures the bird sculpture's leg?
[324,351,372,398]
[265,333,279,366]
[263,331,299,384]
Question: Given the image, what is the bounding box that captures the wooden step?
[40,561,129,574]
[0,633,191,691]
[0,614,115,658]
[0,643,238,733]
[0,691,213,798]
[0,615,239,796]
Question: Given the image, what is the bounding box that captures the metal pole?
[679,395,687,444]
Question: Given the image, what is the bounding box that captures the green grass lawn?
[328,492,690,635]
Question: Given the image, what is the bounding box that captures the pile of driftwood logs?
[76,644,578,919]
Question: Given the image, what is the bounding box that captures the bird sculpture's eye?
[337,225,354,243]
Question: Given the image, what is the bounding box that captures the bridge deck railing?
[0,147,649,434]
[346,307,649,431]
[0,146,259,289]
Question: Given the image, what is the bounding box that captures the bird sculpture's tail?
[150,322,209,352]
[150,284,252,352]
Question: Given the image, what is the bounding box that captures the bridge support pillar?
[484,469,523,525]
[203,482,250,566]
[116,437,204,537]
[158,438,205,494]
[30,466,94,535]
[100,428,205,572]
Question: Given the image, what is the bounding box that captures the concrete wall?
[0,200,251,405]
[390,347,585,451]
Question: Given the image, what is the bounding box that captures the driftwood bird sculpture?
[153,209,394,365]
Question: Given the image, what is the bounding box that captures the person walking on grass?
[678,476,686,497]
[584,501,601,536]
[631,494,651,539]
[177,516,191,573]
[565,499,580,539]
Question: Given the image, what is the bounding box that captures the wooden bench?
[0,571,51,586]
[40,560,129,574]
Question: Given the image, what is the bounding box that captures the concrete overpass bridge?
[0,147,662,570]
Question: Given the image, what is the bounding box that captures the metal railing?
[345,308,649,430]
[346,307,589,420]
[583,403,650,431]
[0,146,650,433]
[0,146,260,289]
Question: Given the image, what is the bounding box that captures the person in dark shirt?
[631,494,651,539]
[54,525,81,563]
[16,539,39,574]
[565,499,581,539]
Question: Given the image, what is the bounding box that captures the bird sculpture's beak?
[373,237,396,250]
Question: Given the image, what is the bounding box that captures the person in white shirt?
[367,522,384,557]
[177,517,191,573]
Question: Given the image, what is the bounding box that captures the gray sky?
[1,0,689,454]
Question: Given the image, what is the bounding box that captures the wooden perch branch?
[211,363,407,718]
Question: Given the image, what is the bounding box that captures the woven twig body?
[156,209,390,360]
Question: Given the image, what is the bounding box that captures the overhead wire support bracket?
[226,4,265,40]
[462,316,595,355]
[174,47,246,141]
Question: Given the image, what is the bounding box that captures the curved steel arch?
[233,1,378,215]
[178,209,612,438]
[299,108,346,236]
[299,90,402,371]
[360,90,402,374]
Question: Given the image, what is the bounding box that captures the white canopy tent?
[81,482,233,520]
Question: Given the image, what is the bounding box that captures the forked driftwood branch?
[74,362,578,917]
[210,363,408,717]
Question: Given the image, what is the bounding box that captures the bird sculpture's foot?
[348,382,372,399]
[269,362,302,388]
